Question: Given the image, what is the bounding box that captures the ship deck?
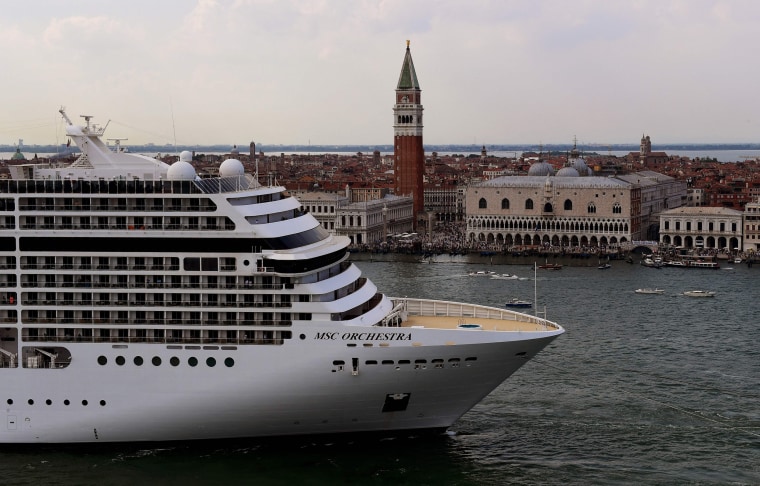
[401,314,551,332]
[391,298,560,333]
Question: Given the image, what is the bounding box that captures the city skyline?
[1,1,758,147]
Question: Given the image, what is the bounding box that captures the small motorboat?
[538,263,562,270]
[634,288,665,294]
[491,273,519,280]
[505,298,532,308]
[598,263,611,270]
[683,290,716,297]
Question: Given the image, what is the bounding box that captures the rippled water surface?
[1,261,758,485]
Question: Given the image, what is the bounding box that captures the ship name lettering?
[340,332,411,341]
[315,332,339,340]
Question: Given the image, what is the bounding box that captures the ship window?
[115,356,125,366]
[28,399,34,405]
[82,400,88,406]
[382,360,394,365]
[97,356,107,365]
[465,357,477,361]
[170,356,180,366]
[6,399,11,405]
[152,356,162,366]
[224,357,234,367]
[188,357,198,367]
[134,356,143,366]
[100,400,106,406]
[206,357,216,367]
[365,360,377,365]
[184,258,200,271]
[201,258,218,271]
[398,360,410,365]
[64,399,70,406]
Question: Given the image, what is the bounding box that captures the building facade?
[743,199,760,251]
[466,176,637,249]
[659,206,742,250]
[393,41,425,225]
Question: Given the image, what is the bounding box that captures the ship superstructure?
[0,110,563,443]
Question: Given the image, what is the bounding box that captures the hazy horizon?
[1,1,759,146]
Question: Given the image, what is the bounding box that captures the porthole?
[100,400,106,406]
[63,399,70,406]
[46,399,52,405]
[115,356,126,366]
[97,356,107,366]
[224,357,234,368]
[300,334,306,340]
[28,399,34,405]
[206,357,216,367]
[170,357,180,367]
[243,259,250,266]
[152,356,162,366]
[82,400,88,406]
[6,399,12,405]
[188,356,198,367]
[134,356,144,366]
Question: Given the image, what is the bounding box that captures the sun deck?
[390,297,561,333]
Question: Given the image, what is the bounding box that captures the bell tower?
[393,40,425,224]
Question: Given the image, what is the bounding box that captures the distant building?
[743,199,760,251]
[659,206,742,250]
[294,189,413,245]
[393,41,425,227]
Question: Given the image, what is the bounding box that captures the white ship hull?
[2,321,557,443]
[0,109,564,443]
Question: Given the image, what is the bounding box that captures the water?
[1,261,759,485]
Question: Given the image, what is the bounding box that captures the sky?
[1,0,759,148]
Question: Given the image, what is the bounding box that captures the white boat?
[683,290,716,297]
[0,109,564,443]
[634,288,665,295]
[504,298,532,308]
[490,273,519,280]
[640,257,662,268]
[468,270,496,277]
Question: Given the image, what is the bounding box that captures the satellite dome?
[167,160,196,180]
[528,160,555,176]
[219,158,245,177]
[556,166,580,177]
[179,150,193,162]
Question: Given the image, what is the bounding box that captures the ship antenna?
[170,97,177,154]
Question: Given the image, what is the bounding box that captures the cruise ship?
[0,110,564,443]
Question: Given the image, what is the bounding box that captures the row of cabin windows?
[481,198,622,214]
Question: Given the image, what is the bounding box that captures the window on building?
[501,198,509,210]
[587,203,596,214]
[479,198,487,209]
[564,199,572,211]
[525,199,533,210]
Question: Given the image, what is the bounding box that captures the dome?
[179,150,193,163]
[528,160,555,176]
[556,166,580,177]
[219,158,245,177]
[230,145,240,155]
[571,157,589,175]
[167,160,196,180]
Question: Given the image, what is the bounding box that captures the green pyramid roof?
[396,42,420,90]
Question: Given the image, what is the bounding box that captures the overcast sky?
[1,0,758,148]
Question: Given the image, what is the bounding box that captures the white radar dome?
[167,160,197,180]
[179,151,193,162]
[219,158,245,177]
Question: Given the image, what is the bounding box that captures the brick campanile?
[393,40,425,225]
